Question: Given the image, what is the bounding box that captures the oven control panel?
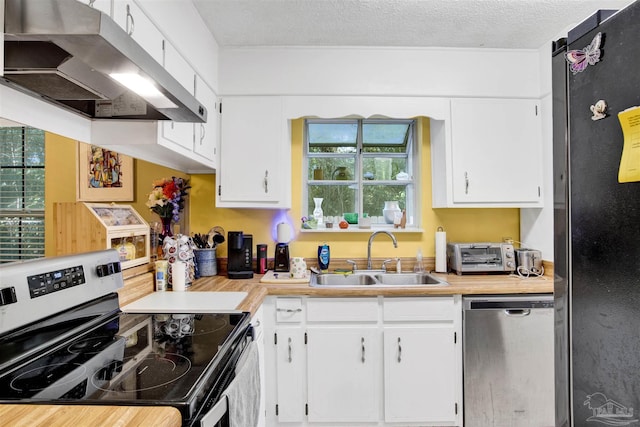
[27,265,86,298]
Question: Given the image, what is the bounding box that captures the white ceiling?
[192,0,634,49]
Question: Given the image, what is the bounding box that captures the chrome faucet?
[367,231,398,270]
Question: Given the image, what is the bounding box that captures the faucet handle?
[346,259,358,272]
[382,259,394,273]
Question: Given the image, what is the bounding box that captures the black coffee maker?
[227,231,254,279]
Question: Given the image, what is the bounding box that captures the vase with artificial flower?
[146,177,190,237]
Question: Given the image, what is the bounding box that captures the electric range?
[0,250,252,426]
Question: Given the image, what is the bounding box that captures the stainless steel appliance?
[227,231,254,279]
[0,250,255,427]
[2,0,205,122]
[552,3,640,426]
[447,242,516,275]
[463,295,554,426]
[514,248,543,276]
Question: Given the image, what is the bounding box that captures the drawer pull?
[277,308,302,313]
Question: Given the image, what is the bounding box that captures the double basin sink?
[311,271,449,288]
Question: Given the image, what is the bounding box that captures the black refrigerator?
[553,2,640,427]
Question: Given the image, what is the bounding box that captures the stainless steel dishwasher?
[463,295,554,427]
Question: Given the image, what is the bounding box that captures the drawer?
[307,298,378,322]
[383,297,455,322]
[276,298,303,323]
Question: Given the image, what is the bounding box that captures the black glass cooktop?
[0,310,250,415]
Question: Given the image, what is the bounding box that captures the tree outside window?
[0,126,45,263]
[304,119,418,227]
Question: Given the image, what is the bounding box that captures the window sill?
[300,225,423,233]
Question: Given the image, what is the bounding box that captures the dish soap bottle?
[414,248,425,273]
[318,243,330,272]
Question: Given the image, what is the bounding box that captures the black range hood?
[2,0,206,122]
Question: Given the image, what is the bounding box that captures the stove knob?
[96,262,122,277]
[0,287,17,306]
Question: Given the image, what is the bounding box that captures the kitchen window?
[304,118,418,229]
[0,126,45,263]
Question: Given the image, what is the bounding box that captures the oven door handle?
[200,395,228,426]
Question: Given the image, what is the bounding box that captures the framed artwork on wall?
[77,143,134,201]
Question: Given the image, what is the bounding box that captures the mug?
[290,257,307,279]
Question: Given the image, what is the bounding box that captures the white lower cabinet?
[264,295,463,427]
[274,327,306,422]
[307,327,380,422]
[383,326,457,423]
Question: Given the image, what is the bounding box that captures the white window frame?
[303,118,420,230]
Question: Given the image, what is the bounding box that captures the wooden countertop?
[188,270,554,314]
[0,269,551,424]
[0,404,181,427]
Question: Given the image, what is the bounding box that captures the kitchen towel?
[435,227,447,273]
[223,341,260,427]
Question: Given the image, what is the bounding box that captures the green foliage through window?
[0,127,45,263]
[304,119,418,226]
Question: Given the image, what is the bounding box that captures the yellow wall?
[45,118,518,260]
[44,134,188,256]
[189,118,519,260]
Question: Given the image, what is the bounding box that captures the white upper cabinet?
[432,98,543,208]
[194,77,219,166]
[163,40,196,95]
[112,1,164,64]
[217,96,290,208]
[79,0,112,15]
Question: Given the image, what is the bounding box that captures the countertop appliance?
[463,295,554,426]
[552,3,640,426]
[227,231,254,279]
[2,0,205,122]
[447,242,515,275]
[0,250,254,427]
[514,248,543,276]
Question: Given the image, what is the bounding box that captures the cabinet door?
[306,327,380,422]
[112,1,164,64]
[450,98,542,204]
[79,0,112,15]
[194,77,218,164]
[163,40,196,95]
[218,96,288,207]
[384,326,457,423]
[274,328,305,422]
[161,121,194,151]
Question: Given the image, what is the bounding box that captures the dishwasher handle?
[467,299,553,310]
[504,309,531,317]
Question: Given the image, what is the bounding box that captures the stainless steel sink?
[310,272,449,287]
[375,272,447,286]
[314,273,378,286]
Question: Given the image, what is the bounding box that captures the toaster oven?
[447,242,516,275]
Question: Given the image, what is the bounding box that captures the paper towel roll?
[172,261,186,291]
[435,227,447,273]
[277,222,291,243]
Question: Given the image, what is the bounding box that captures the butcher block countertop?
[0,404,181,427]
[190,270,554,314]
[0,269,552,425]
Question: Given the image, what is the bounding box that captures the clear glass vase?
[313,197,324,224]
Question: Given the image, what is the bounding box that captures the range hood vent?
[2,0,206,122]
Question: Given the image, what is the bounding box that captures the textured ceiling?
[192,0,635,49]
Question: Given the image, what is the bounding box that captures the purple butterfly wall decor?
[565,32,603,74]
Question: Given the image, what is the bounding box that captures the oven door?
[197,334,260,427]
